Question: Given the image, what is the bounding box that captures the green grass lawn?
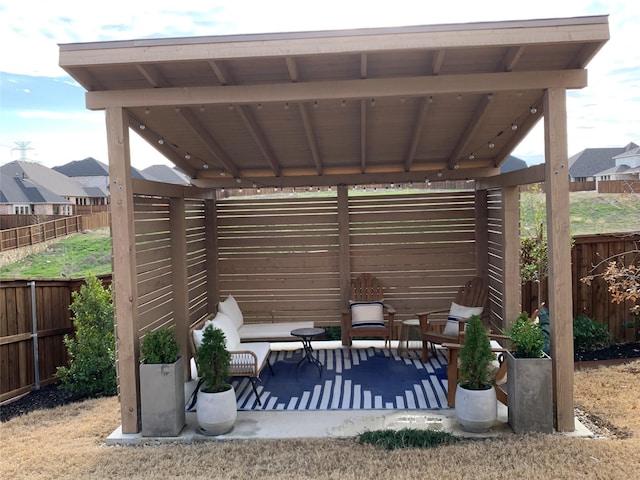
[0,228,112,279]
[1,192,638,279]
[521,191,640,236]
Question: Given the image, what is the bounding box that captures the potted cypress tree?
[139,327,185,437]
[455,315,497,433]
[504,310,553,433]
[194,324,237,435]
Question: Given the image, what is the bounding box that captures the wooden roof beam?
[502,46,525,71]
[360,99,367,173]
[285,56,299,82]
[235,105,282,177]
[431,50,445,75]
[403,96,432,171]
[447,93,495,170]
[298,103,323,175]
[86,70,588,109]
[136,64,170,88]
[175,107,239,177]
[208,60,232,85]
[128,113,197,177]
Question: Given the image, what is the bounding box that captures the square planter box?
[506,350,553,434]
[140,356,186,437]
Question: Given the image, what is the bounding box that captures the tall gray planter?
[140,356,186,437]
[506,351,553,433]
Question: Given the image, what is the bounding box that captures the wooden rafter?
[502,46,525,72]
[403,96,432,172]
[136,64,170,88]
[235,105,282,177]
[298,103,323,175]
[360,99,367,173]
[285,56,300,82]
[431,50,445,74]
[208,60,231,85]
[175,107,239,177]
[128,113,197,177]
[447,93,495,169]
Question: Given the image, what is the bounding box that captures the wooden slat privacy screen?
[215,191,479,328]
[486,189,505,332]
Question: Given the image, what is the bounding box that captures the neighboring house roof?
[0,169,71,204]
[1,161,87,198]
[142,165,191,185]
[53,156,147,180]
[500,155,528,173]
[613,146,640,160]
[568,142,639,178]
[595,164,636,176]
[53,157,109,176]
[83,186,109,197]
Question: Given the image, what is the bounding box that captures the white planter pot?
[455,384,497,433]
[140,356,186,437]
[196,385,237,435]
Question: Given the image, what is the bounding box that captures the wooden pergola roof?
[59,16,608,188]
[58,16,609,435]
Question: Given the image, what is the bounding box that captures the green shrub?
[194,325,231,393]
[505,312,546,358]
[56,273,116,398]
[459,315,495,390]
[140,327,180,364]
[357,429,459,450]
[573,315,610,352]
[323,326,341,341]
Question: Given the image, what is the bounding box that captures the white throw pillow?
[218,294,243,330]
[191,319,214,349]
[211,312,241,350]
[442,302,484,337]
[350,301,385,328]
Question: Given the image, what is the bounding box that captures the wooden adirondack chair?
[342,273,395,359]
[417,276,489,362]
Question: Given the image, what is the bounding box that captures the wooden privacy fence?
[0,213,110,252]
[522,232,640,343]
[0,276,112,402]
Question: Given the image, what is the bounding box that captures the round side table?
[397,318,421,359]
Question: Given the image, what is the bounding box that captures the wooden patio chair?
[417,276,489,362]
[342,273,396,359]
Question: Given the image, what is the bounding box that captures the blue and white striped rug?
[232,347,448,411]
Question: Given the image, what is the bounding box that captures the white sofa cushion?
[238,321,314,340]
[218,294,244,330]
[211,312,241,350]
[442,302,484,337]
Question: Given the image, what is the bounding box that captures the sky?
[0,0,638,171]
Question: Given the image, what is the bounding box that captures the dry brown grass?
[2,360,640,480]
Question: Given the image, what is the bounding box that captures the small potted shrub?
[193,324,236,435]
[504,310,552,433]
[139,327,185,437]
[455,315,497,433]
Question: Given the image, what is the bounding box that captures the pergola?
[59,15,609,434]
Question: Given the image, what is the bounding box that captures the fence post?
[30,280,40,390]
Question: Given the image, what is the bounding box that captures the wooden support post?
[338,185,350,345]
[170,197,189,380]
[544,87,575,432]
[475,189,489,278]
[204,198,218,315]
[502,185,521,331]
[106,107,140,434]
